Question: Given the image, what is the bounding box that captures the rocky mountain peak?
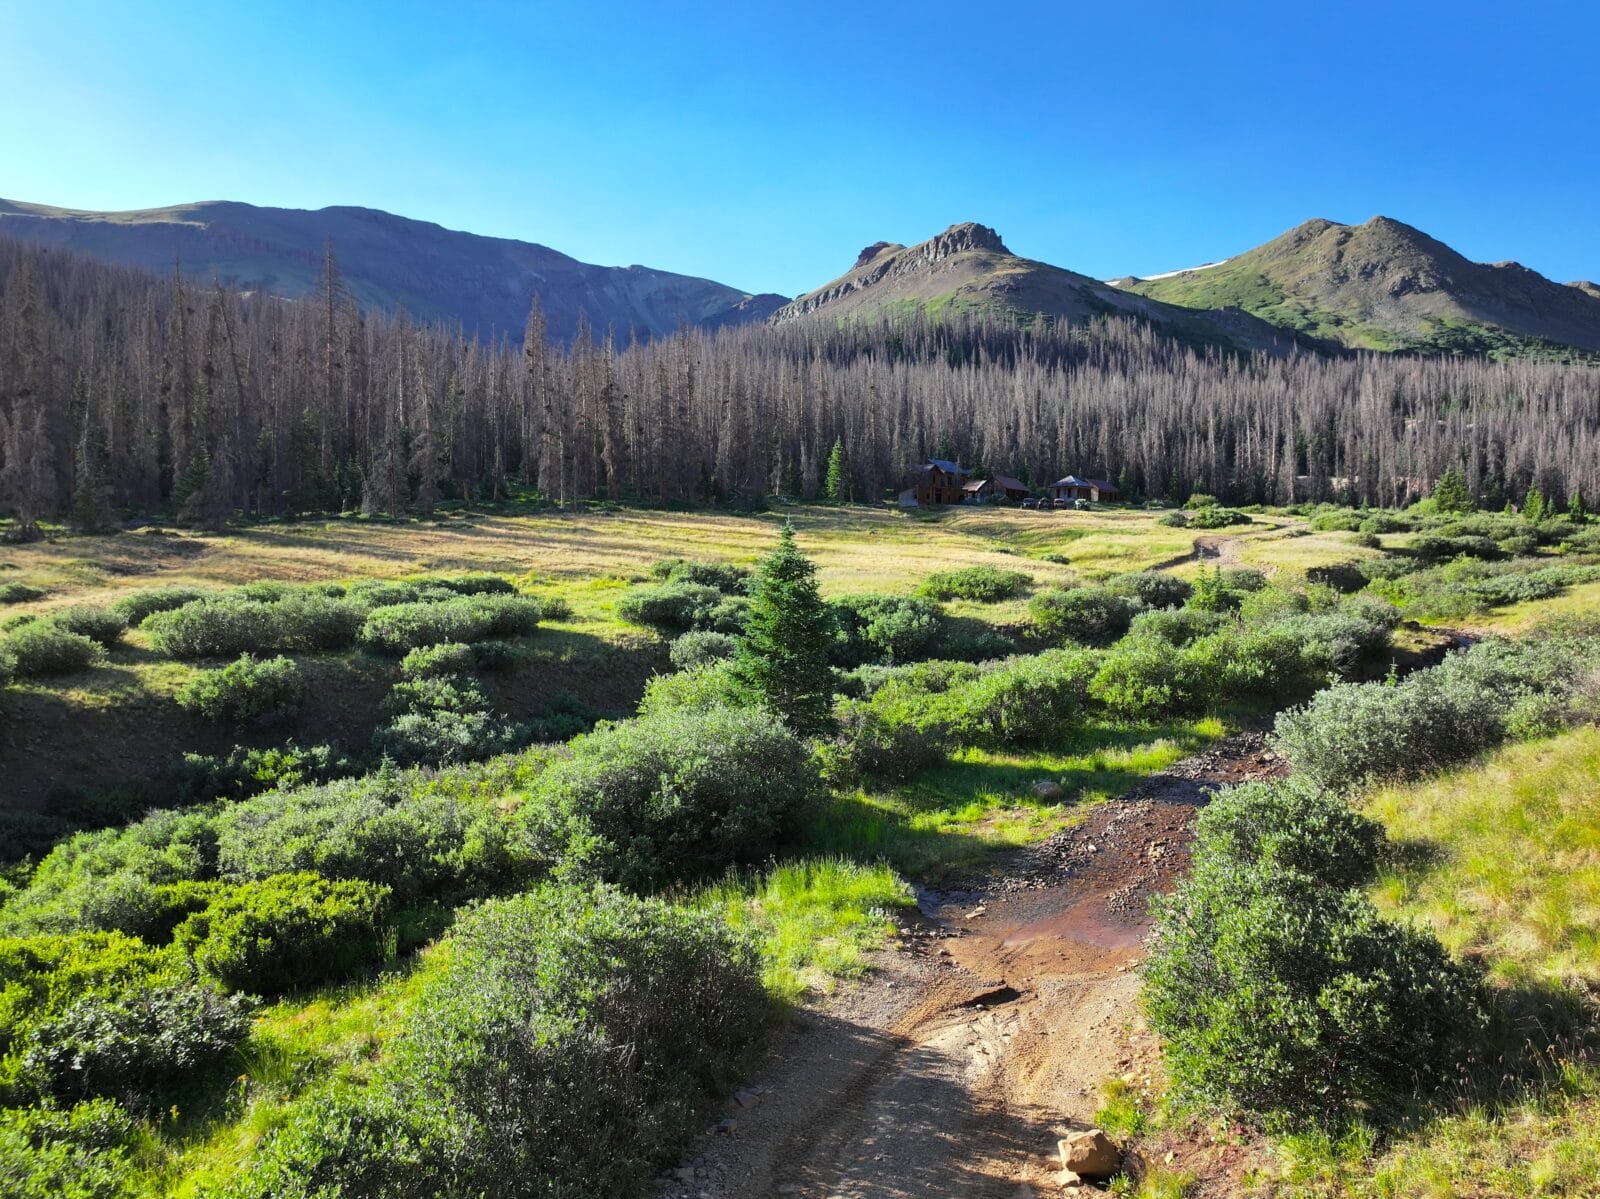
[929,222,1009,257]
[854,241,902,269]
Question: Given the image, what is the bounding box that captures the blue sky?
[3,1,1597,296]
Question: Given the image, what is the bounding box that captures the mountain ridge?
[769,221,1304,355]
[0,197,788,343]
[1119,215,1600,357]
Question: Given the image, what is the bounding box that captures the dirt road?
[659,734,1283,1198]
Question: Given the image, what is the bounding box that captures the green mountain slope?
[770,222,1304,354]
[1118,216,1600,359]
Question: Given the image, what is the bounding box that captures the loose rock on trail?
[658,732,1284,1198]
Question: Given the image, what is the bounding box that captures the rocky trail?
[659,733,1285,1198]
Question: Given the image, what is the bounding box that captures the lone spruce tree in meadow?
[731,522,836,731]
[1431,466,1473,514]
[824,438,847,502]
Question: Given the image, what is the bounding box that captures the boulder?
[1032,780,1065,800]
[1057,1128,1120,1177]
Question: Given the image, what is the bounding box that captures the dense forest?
[1,234,1598,534]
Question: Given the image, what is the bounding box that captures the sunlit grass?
[694,858,913,1003]
[807,717,1226,879]
[1365,727,1600,990]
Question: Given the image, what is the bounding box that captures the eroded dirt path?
[660,734,1284,1198]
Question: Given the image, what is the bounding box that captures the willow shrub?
[217,885,767,1199]
[1144,856,1486,1128]
[175,872,391,995]
[519,705,822,890]
[918,565,1032,603]
[1028,587,1138,645]
[176,654,304,725]
[3,621,105,676]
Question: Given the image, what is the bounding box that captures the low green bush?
[0,930,249,1110]
[3,621,105,676]
[373,708,525,766]
[24,980,255,1105]
[1187,506,1252,529]
[426,573,517,596]
[360,595,542,654]
[614,582,745,634]
[820,689,952,784]
[1157,510,1189,528]
[0,582,46,604]
[520,705,822,889]
[1090,632,1208,715]
[1029,587,1137,645]
[219,884,766,1199]
[647,558,750,593]
[49,607,127,647]
[176,655,304,724]
[109,586,209,626]
[636,661,746,716]
[1192,777,1384,889]
[668,629,739,670]
[918,565,1032,602]
[0,811,221,939]
[0,1098,141,1199]
[1144,857,1486,1128]
[170,743,354,806]
[144,599,283,659]
[830,593,944,665]
[398,641,478,680]
[1105,570,1191,609]
[525,692,594,743]
[383,675,491,718]
[1410,533,1502,562]
[1125,607,1227,646]
[175,872,391,995]
[211,773,531,902]
[274,593,366,651]
[1271,639,1595,790]
[941,648,1097,749]
[0,643,15,687]
[1358,512,1408,535]
[345,579,425,608]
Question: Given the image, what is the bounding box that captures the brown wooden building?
[912,459,970,504]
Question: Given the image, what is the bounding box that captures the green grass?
[1367,728,1600,992]
[695,858,913,1002]
[807,717,1226,879]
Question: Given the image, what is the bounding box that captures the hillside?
[1118,215,1600,358]
[770,221,1305,354]
[0,197,786,343]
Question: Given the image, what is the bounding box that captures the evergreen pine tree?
[1431,466,1473,514]
[824,438,847,502]
[1570,490,1588,522]
[730,522,836,731]
[1523,487,1547,523]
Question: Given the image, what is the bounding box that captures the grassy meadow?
[3,495,1597,1196]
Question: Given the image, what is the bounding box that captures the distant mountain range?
[1113,215,1600,359]
[3,197,1597,359]
[0,198,786,343]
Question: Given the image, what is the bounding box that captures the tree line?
[2,234,1597,535]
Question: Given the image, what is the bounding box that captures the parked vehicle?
[1021,497,1039,509]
